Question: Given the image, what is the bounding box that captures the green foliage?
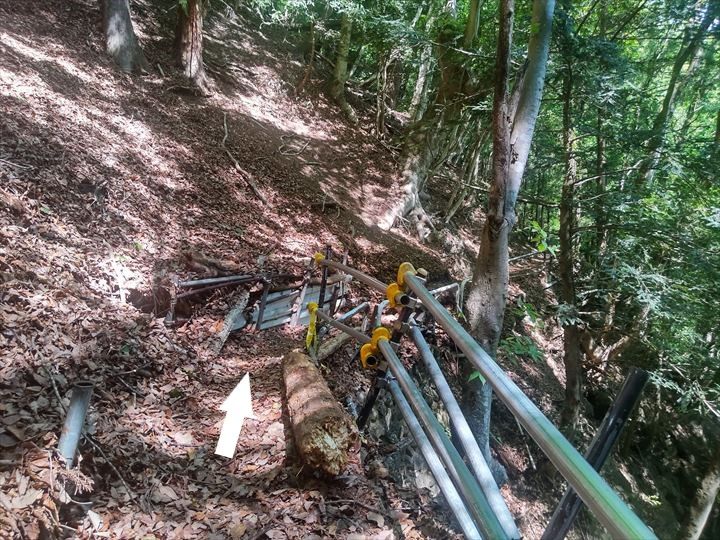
[529,220,556,256]
[499,335,544,365]
[513,297,544,329]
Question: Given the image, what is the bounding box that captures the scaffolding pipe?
[410,324,520,539]
[377,340,509,540]
[403,273,656,540]
[314,309,371,344]
[387,379,482,539]
[337,302,370,323]
[320,260,387,293]
[57,381,94,468]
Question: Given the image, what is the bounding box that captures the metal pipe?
[541,368,649,540]
[387,379,482,539]
[377,340,509,540]
[176,277,258,299]
[404,273,656,540]
[178,274,253,288]
[410,324,520,539]
[320,260,387,293]
[337,302,370,323]
[375,300,389,328]
[57,381,94,468]
[429,282,459,296]
[315,309,371,344]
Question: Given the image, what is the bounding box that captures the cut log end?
[282,351,358,476]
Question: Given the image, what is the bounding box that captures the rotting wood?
[211,289,250,355]
[315,331,354,363]
[282,351,359,475]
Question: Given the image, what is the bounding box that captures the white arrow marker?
[215,373,256,458]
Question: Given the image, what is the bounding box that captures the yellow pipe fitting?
[396,262,416,288]
[360,343,379,369]
[386,282,401,308]
[371,327,391,347]
[313,252,326,266]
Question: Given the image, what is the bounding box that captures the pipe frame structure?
[319,259,387,293]
[377,340,509,540]
[387,378,481,539]
[410,323,520,539]
[403,272,656,540]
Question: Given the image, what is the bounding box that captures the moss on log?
[282,351,358,475]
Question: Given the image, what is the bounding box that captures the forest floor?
[0,1,669,539]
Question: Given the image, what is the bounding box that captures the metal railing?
[403,272,656,539]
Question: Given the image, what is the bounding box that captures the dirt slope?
[0,1,465,538]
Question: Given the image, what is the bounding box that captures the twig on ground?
[83,435,141,508]
[222,113,269,205]
[156,63,165,77]
[0,157,31,169]
[326,498,394,519]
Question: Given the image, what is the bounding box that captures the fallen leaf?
[11,488,42,509]
[367,511,384,528]
[228,523,246,539]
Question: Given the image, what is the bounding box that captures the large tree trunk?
[100,0,148,73]
[330,13,357,123]
[282,351,359,475]
[175,0,210,93]
[681,444,720,540]
[464,0,555,478]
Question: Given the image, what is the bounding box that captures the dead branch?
[221,113,269,205]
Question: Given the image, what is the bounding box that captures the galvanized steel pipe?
[315,309,371,344]
[377,340,509,540]
[320,260,387,293]
[403,273,656,540]
[387,379,482,539]
[410,324,520,539]
[57,381,94,468]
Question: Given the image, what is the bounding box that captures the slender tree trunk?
[558,58,582,435]
[637,1,716,185]
[464,0,555,477]
[408,39,434,122]
[175,0,210,93]
[463,0,483,49]
[681,444,720,540]
[330,12,357,123]
[100,0,148,73]
[376,51,391,139]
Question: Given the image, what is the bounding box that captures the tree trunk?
[464,0,555,476]
[463,0,483,49]
[100,0,148,73]
[330,12,357,123]
[175,0,210,93]
[637,1,716,185]
[282,351,359,475]
[681,444,720,540]
[558,49,582,435]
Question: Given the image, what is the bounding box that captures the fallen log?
[282,351,358,475]
[315,332,353,362]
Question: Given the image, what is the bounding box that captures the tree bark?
[330,12,357,123]
[464,0,555,475]
[283,351,359,475]
[558,44,582,435]
[100,0,148,73]
[175,0,210,93]
[681,443,720,540]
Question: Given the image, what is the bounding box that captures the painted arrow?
[214,373,256,458]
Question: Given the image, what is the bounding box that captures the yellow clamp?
[386,282,401,308]
[305,302,319,351]
[313,252,326,266]
[396,262,416,289]
[360,327,390,369]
